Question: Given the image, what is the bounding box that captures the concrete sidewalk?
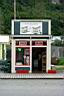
[0,73,64,79]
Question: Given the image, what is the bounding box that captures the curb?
[0,74,64,79]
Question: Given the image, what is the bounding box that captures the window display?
[16,47,30,65]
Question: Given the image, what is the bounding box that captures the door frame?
[32,46,47,73]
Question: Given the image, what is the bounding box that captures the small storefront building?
[11,19,51,73]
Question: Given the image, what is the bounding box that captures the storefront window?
[16,47,30,65]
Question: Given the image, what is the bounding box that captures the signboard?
[19,41,27,46]
[16,41,30,46]
[35,41,43,46]
[32,41,47,46]
[20,22,42,34]
[32,41,43,46]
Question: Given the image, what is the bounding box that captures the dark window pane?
[43,41,47,45]
[16,41,19,45]
[32,41,35,45]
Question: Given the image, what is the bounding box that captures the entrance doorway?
[32,47,46,73]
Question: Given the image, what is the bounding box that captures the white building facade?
[11,19,51,73]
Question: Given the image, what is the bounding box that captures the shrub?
[58,58,64,65]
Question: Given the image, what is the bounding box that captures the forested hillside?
[0,0,64,35]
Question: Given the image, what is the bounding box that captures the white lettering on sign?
[20,22,42,34]
[19,41,27,46]
[35,41,43,46]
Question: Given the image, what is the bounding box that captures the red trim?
[48,70,56,74]
[16,70,29,74]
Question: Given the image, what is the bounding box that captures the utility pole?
[14,0,16,19]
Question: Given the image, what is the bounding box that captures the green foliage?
[0,60,11,73]
[0,8,4,34]
[52,38,64,46]
[0,0,64,35]
[0,0,13,34]
[58,58,64,65]
[52,39,61,46]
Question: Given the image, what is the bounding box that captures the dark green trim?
[14,21,20,35]
[15,67,30,70]
[13,37,49,39]
[43,22,48,35]
[31,37,49,39]
[13,37,30,39]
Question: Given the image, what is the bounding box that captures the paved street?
[0,79,64,96]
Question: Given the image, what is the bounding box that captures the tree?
[0,0,64,35]
[0,7,4,34]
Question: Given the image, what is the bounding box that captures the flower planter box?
[16,70,29,74]
[48,70,56,74]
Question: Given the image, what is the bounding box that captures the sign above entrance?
[20,22,42,35]
[32,41,47,46]
[35,41,43,46]
[12,19,51,35]
[19,41,27,46]
[16,41,30,46]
